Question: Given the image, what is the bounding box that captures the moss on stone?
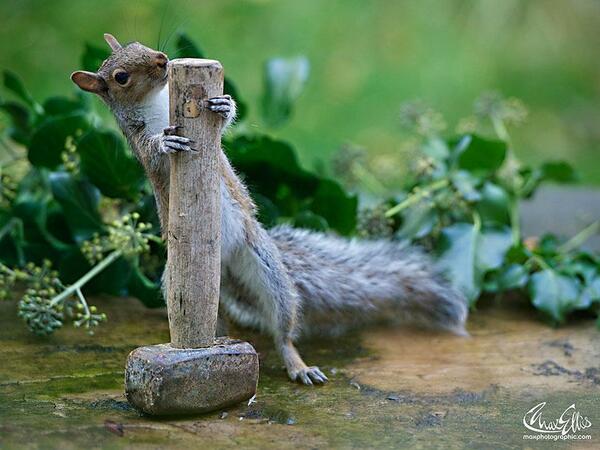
[1,296,598,449]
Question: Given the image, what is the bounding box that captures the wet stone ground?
[1,295,599,449]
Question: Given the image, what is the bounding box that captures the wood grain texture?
[167,59,223,348]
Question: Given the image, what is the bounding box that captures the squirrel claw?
[300,373,313,386]
[163,125,182,136]
[159,133,197,154]
[291,366,328,385]
[207,95,236,121]
[207,95,232,105]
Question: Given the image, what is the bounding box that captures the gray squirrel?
[71,34,468,385]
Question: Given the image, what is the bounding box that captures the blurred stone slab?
[521,186,600,250]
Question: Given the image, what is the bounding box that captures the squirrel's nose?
[155,52,168,69]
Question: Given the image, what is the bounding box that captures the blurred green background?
[1,0,599,184]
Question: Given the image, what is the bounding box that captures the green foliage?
[29,114,89,168]
[78,130,145,199]
[3,70,43,114]
[456,136,507,175]
[436,221,512,305]
[50,172,101,232]
[0,34,598,337]
[0,34,354,335]
[81,44,110,73]
[225,135,357,234]
[356,96,600,325]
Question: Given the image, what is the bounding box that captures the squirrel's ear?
[104,33,122,52]
[71,71,107,94]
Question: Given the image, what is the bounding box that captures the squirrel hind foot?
[289,366,329,385]
[279,338,329,385]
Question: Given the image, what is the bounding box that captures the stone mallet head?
[125,59,259,416]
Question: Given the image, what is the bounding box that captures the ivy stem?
[75,287,91,317]
[557,221,600,254]
[528,254,552,272]
[472,210,482,233]
[49,250,122,307]
[385,178,449,218]
[146,234,164,245]
[491,115,510,144]
[0,218,18,243]
[352,162,387,195]
[510,199,521,245]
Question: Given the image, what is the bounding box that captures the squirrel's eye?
[113,70,130,86]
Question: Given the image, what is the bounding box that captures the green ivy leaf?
[477,227,513,272]
[0,214,25,266]
[59,247,132,296]
[261,57,309,127]
[497,263,529,290]
[226,135,316,196]
[436,223,481,303]
[28,113,89,168]
[451,170,481,202]
[89,256,133,297]
[456,135,507,175]
[43,95,88,117]
[12,189,71,252]
[476,182,511,226]
[538,234,560,256]
[127,265,164,308]
[293,210,329,232]
[528,269,582,324]
[579,276,600,308]
[540,161,578,183]
[310,179,357,235]
[226,135,356,235]
[437,223,512,304]
[505,243,532,265]
[253,193,280,228]
[49,172,103,242]
[397,202,436,240]
[81,43,110,72]
[9,170,72,255]
[78,130,145,199]
[422,137,449,161]
[174,33,205,58]
[3,70,43,115]
[564,257,598,284]
[0,99,31,144]
[484,263,529,293]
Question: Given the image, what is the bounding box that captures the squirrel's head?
[71,34,169,107]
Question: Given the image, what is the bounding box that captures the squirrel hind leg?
[278,338,328,385]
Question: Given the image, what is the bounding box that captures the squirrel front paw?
[159,126,197,154]
[207,95,237,128]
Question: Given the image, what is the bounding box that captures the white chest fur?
[139,84,170,135]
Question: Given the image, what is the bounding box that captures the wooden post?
[125,58,258,416]
[166,59,223,348]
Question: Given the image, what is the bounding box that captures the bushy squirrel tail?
[270,225,468,337]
